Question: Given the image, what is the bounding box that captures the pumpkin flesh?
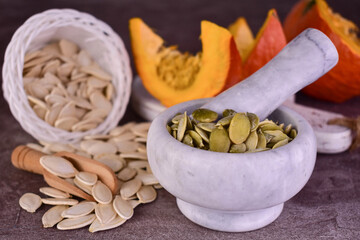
[129,18,242,107]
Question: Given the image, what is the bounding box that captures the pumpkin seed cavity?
[156,47,201,90]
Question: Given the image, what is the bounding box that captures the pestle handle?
[11,145,45,175]
[202,28,339,120]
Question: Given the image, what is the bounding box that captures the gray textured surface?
[1,0,360,239]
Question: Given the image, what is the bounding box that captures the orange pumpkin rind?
[284,0,360,102]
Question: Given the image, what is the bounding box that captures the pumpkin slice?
[129,18,242,107]
[284,0,360,102]
[239,9,287,78]
[228,17,254,63]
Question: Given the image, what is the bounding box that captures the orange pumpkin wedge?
[228,17,254,62]
[236,9,287,78]
[284,0,360,102]
[129,18,242,107]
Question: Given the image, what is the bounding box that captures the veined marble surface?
[147,99,317,232]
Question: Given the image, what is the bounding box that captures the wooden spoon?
[11,145,119,201]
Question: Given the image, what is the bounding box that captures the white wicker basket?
[2,9,132,144]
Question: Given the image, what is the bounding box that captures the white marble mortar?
[147,29,338,232]
[148,99,316,232]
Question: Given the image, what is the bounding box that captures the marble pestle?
[202,28,339,120]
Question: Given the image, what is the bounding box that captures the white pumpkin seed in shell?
[39,155,77,178]
[117,167,137,181]
[134,137,147,143]
[83,134,111,140]
[33,105,47,118]
[114,141,141,153]
[74,177,93,195]
[136,172,159,186]
[120,152,147,160]
[57,214,96,230]
[39,187,70,199]
[94,154,124,172]
[95,203,117,224]
[89,216,126,233]
[44,142,75,153]
[86,141,117,156]
[109,126,128,137]
[45,104,63,126]
[76,172,98,186]
[26,143,46,153]
[89,91,112,114]
[127,161,149,170]
[80,65,112,81]
[19,193,42,213]
[153,184,163,189]
[59,39,78,57]
[113,195,133,220]
[137,144,147,153]
[80,139,99,151]
[111,132,136,142]
[42,205,68,228]
[137,186,157,203]
[120,178,142,199]
[92,181,113,204]
[41,198,78,206]
[54,117,79,131]
[61,201,96,218]
[128,200,141,209]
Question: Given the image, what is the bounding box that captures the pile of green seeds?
[167,108,297,153]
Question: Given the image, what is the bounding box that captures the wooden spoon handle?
[11,145,45,175]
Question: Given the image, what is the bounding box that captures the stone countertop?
[1,0,360,239]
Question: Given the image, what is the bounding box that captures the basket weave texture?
[2,9,132,143]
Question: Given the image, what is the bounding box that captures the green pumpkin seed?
[186,115,193,130]
[229,143,246,153]
[209,126,231,152]
[223,109,236,117]
[245,130,258,151]
[192,109,218,123]
[272,138,289,149]
[256,130,267,149]
[264,130,289,143]
[188,130,204,148]
[177,111,187,141]
[197,122,216,132]
[247,148,270,153]
[229,113,250,144]
[290,129,297,138]
[182,134,193,147]
[284,124,292,135]
[166,125,171,134]
[216,115,233,127]
[258,119,274,127]
[259,123,283,131]
[263,131,274,143]
[246,113,259,132]
[171,114,183,124]
[170,108,295,153]
[194,125,209,143]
